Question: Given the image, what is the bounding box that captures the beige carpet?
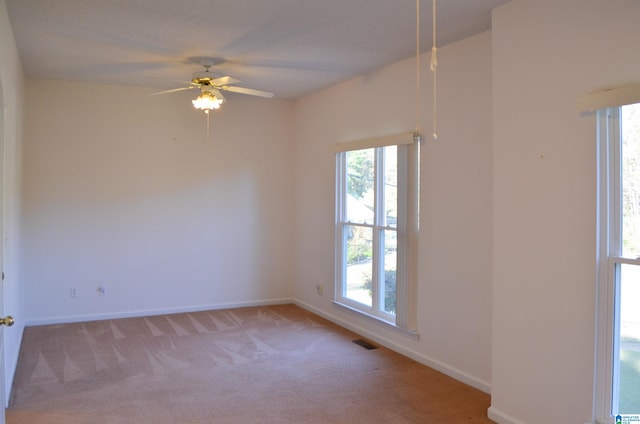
[7,304,492,423]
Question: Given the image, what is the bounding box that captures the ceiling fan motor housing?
[192,71,217,84]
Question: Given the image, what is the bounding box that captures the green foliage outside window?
[346,149,374,200]
[623,104,640,256]
[363,270,397,314]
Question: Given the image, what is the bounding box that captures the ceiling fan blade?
[211,88,227,103]
[211,76,240,86]
[152,86,196,95]
[222,85,274,98]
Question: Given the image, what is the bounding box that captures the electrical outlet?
[317,281,324,296]
[96,285,106,296]
[70,287,78,298]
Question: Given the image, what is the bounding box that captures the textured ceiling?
[6,0,509,99]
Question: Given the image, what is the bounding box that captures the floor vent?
[352,339,378,350]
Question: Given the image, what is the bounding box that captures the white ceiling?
[6,0,509,99]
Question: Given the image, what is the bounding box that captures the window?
[334,134,418,336]
[596,102,640,422]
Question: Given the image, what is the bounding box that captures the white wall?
[293,31,493,392]
[23,80,295,323]
[490,1,640,423]
[16,3,640,422]
[0,0,26,403]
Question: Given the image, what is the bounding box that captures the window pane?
[346,149,375,224]
[618,263,640,414]
[345,225,372,307]
[384,145,398,228]
[382,229,397,315]
[622,103,640,258]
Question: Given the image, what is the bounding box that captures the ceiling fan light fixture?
[192,91,223,112]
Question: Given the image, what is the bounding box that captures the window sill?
[332,301,420,341]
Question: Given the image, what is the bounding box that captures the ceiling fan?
[153,57,274,113]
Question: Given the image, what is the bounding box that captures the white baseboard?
[24,297,491,395]
[24,297,294,326]
[22,297,600,424]
[487,406,527,424]
[294,299,492,394]
[486,407,594,424]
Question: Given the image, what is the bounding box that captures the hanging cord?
[415,0,421,137]
[430,0,438,140]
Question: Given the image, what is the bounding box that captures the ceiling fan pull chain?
[206,110,211,141]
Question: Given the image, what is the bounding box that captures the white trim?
[331,131,417,153]
[486,408,600,424]
[332,300,419,340]
[486,407,527,424]
[295,299,491,394]
[578,84,640,112]
[24,297,294,326]
[373,147,384,313]
[593,107,630,424]
[25,296,490,397]
[334,143,418,331]
[594,108,616,423]
[25,296,489,394]
[395,144,410,328]
[335,152,347,303]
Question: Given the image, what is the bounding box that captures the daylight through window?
[334,135,418,334]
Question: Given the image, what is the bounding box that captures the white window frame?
[332,133,419,339]
[595,105,640,423]
[580,85,640,424]
[595,107,619,424]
